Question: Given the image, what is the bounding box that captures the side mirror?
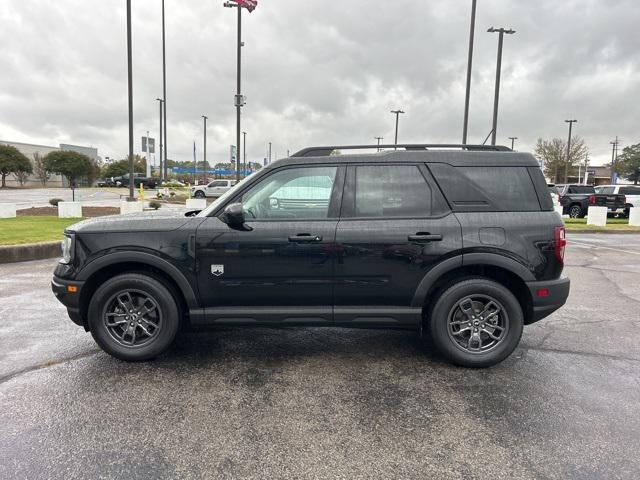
[220,203,250,229]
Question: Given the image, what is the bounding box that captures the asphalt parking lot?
[1,234,639,479]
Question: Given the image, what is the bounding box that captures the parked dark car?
[96,177,118,187]
[52,144,570,368]
[556,184,626,218]
[113,173,158,189]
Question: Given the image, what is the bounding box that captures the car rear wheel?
[194,190,206,198]
[88,273,180,361]
[428,278,524,368]
[569,204,583,218]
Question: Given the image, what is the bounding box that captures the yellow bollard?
[139,183,144,201]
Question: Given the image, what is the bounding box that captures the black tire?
[194,190,206,199]
[569,204,583,218]
[88,273,180,361]
[428,278,524,368]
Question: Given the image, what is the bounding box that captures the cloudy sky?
[1,0,638,166]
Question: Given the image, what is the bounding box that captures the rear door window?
[620,186,640,195]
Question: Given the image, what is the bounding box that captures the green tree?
[33,152,51,186]
[0,144,32,188]
[615,143,640,185]
[535,136,588,183]
[44,150,92,187]
[101,156,146,178]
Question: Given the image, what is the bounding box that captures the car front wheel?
[428,278,524,368]
[87,273,180,361]
[194,190,206,198]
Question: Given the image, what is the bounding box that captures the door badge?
[211,265,224,276]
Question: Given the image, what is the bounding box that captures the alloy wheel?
[446,294,509,354]
[103,289,162,347]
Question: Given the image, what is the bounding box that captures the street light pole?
[126,0,134,201]
[610,136,619,184]
[488,27,515,146]
[161,0,168,182]
[375,136,384,151]
[390,110,404,149]
[564,119,577,183]
[202,115,208,177]
[156,98,164,178]
[462,0,477,144]
[242,131,247,176]
[268,142,272,164]
[508,136,518,150]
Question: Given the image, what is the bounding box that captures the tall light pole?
[156,98,164,178]
[462,0,477,144]
[488,27,515,146]
[564,119,577,183]
[268,142,272,164]
[242,131,247,176]
[390,110,404,149]
[375,136,384,151]
[126,0,134,201]
[161,0,168,182]
[202,115,208,176]
[224,1,246,182]
[508,136,518,150]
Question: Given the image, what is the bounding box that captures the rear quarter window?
[428,164,543,212]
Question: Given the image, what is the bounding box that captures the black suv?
[52,144,570,367]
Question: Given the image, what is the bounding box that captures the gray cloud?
[1,0,638,165]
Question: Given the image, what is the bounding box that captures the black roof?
[269,144,540,168]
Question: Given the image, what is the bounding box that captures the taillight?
[554,226,566,264]
[588,195,596,205]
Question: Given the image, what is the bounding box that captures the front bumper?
[51,276,85,327]
[526,276,570,323]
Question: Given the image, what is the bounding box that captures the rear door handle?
[288,234,323,243]
[408,233,442,243]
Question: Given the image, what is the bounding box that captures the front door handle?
[408,233,442,243]
[289,234,323,243]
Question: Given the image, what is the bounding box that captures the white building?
[0,140,99,187]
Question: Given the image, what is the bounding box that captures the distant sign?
[142,136,155,154]
[230,145,237,163]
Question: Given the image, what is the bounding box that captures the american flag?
[235,0,257,12]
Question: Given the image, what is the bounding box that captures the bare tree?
[33,152,50,186]
[535,136,588,183]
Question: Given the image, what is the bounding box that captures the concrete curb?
[0,241,61,264]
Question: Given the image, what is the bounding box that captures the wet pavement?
[1,234,639,479]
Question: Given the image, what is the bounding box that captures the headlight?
[60,234,74,264]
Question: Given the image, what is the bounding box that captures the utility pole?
[488,27,516,146]
[202,115,208,176]
[156,98,164,178]
[564,119,577,183]
[462,0,477,144]
[242,131,247,176]
[375,136,384,151]
[610,136,619,184]
[268,142,272,164]
[390,110,405,149]
[161,0,168,182]
[508,136,518,150]
[126,0,134,201]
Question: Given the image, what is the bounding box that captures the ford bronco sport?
[52,144,570,367]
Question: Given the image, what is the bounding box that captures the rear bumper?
[51,276,85,327]
[526,276,570,323]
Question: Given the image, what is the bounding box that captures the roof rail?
[291,144,512,157]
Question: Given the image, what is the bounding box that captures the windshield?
[196,175,253,217]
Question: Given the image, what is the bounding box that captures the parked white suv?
[594,184,640,217]
[191,179,237,198]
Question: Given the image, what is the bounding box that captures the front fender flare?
[76,251,199,309]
